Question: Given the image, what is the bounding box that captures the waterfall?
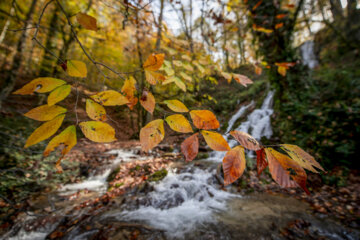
[300,41,319,69]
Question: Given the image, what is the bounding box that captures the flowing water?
[300,40,319,69]
[5,91,359,239]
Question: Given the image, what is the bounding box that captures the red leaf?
[256,148,268,176]
[181,133,199,162]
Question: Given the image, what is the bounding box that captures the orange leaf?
[121,77,138,110]
[190,110,220,130]
[181,133,199,162]
[140,119,165,151]
[275,23,284,29]
[230,130,262,150]
[145,70,166,85]
[76,13,97,31]
[232,74,253,87]
[254,65,262,75]
[140,90,155,114]
[256,148,268,176]
[265,148,309,194]
[143,53,165,71]
[278,66,287,76]
[165,114,193,133]
[223,146,246,185]
[201,130,230,151]
[275,14,287,19]
[252,0,262,10]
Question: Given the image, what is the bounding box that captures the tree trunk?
[155,0,164,51]
[0,0,38,109]
[39,4,59,76]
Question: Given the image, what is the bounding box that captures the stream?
[4,91,359,240]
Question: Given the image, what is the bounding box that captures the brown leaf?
[265,148,309,194]
[181,133,199,162]
[232,74,253,87]
[223,146,246,185]
[76,13,97,31]
[256,148,268,176]
[230,130,262,150]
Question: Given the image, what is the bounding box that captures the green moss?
[148,169,168,182]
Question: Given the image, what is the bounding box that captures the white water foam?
[60,149,148,195]
[106,167,235,238]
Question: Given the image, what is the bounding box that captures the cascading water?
[300,40,319,69]
[106,91,276,238]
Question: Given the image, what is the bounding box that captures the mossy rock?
[148,169,168,182]
[107,167,120,182]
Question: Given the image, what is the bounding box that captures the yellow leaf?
[163,100,189,112]
[145,70,166,85]
[76,12,97,31]
[43,125,77,156]
[140,90,155,114]
[67,60,87,78]
[25,114,65,148]
[91,90,129,106]
[190,110,220,130]
[86,99,107,121]
[24,104,67,121]
[278,66,286,76]
[13,78,66,95]
[140,119,165,151]
[223,146,246,185]
[79,121,116,142]
[121,77,138,110]
[201,130,230,151]
[162,76,176,85]
[179,72,192,82]
[181,54,191,61]
[165,114,193,133]
[183,63,194,71]
[173,60,183,67]
[47,84,71,106]
[281,144,324,173]
[174,77,186,92]
[143,53,165,71]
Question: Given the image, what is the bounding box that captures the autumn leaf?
[86,99,107,121]
[256,148,268,176]
[163,99,189,112]
[201,130,230,151]
[24,104,67,121]
[43,125,77,156]
[179,72,192,82]
[232,74,253,87]
[174,77,186,92]
[67,60,87,78]
[275,23,284,29]
[25,114,65,148]
[13,77,66,95]
[223,146,246,185]
[79,121,116,142]
[190,110,220,130]
[281,144,324,173]
[140,119,165,151]
[121,76,138,110]
[140,90,155,114]
[173,60,182,67]
[230,130,262,151]
[265,148,310,194]
[278,66,287,76]
[47,84,71,106]
[221,72,232,83]
[252,0,262,10]
[181,133,199,162]
[276,14,287,19]
[165,114,193,133]
[91,90,129,106]
[252,24,273,33]
[181,54,191,61]
[76,12,97,31]
[145,70,166,85]
[183,63,194,71]
[143,53,165,71]
[254,65,262,75]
